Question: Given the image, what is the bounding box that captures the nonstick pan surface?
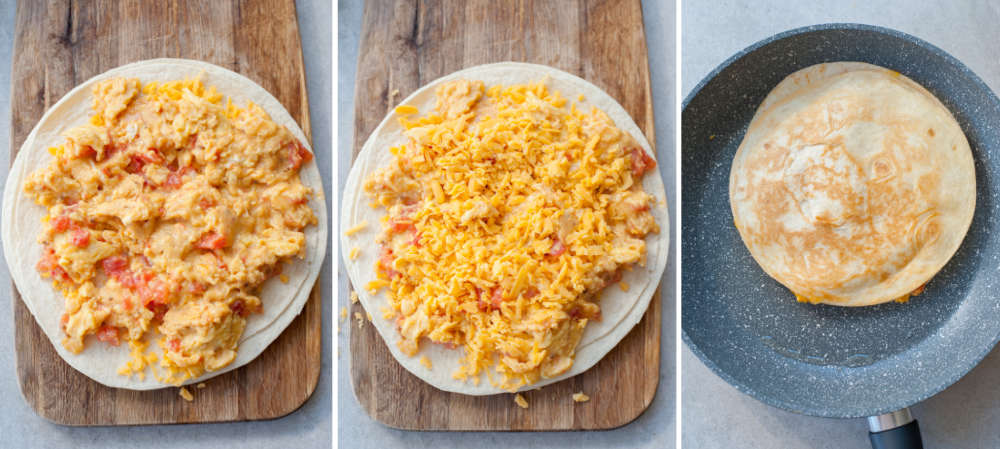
[681,23,1000,418]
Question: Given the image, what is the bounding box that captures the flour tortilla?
[341,62,669,395]
[729,62,974,307]
[1,59,328,390]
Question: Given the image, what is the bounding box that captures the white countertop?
[336,0,676,447]
[0,1,332,447]
[682,1,1000,447]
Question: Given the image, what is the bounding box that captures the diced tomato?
[141,148,164,164]
[101,141,125,161]
[229,299,249,317]
[164,164,192,189]
[410,231,422,247]
[37,247,71,283]
[630,146,656,177]
[287,140,313,171]
[522,287,539,299]
[477,287,504,312]
[123,297,133,311]
[96,325,120,346]
[188,281,207,294]
[80,145,96,159]
[377,247,399,278]
[139,277,170,306]
[547,238,567,257]
[62,197,78,206]
[183,134,199,152]
[195,231,228,250]
[70,228,90,247]
[166,338,181,352]
[145,300,169,321]
[51,215,71,232]
[101,255,129,276]
[198,198,215,209]
[491,287,503,309]
[125,155,145,174]
[165,171,184,189]
[390,204,420,233]
[390,220,415,233]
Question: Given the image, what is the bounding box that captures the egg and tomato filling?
[364,79,658,390]
[25,77,316,384]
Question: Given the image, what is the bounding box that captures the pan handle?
[867,408,924,449]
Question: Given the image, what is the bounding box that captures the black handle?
[868,420,923,449]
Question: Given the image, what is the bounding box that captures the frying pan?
[681,23,1000,449]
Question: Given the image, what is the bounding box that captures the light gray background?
[337,0,676,448]
[0,1,332,448]
[683,1,1000,448]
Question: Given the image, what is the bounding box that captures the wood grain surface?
[349,0,661,431]
[10,0,321,425]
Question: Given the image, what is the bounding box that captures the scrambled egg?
[25,77,317,384]
[365,79,658,390]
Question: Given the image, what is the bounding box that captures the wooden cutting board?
[10,0,321,425]
[349,0,661,431]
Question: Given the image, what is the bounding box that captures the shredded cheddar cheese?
[420,355,432,369]
[572,392,590,402]
[364,79,658,391]
[349,246,361,260]
[179,387,194,402]
[345,221,368,236]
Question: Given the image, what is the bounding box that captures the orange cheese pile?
[364,79,658,390]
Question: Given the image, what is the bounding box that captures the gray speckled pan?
[682,23,1000,418]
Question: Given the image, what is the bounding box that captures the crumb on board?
[350,291,360,304]
[345,221,368,236]
[197,383,206,389]
[618,281,630,292]
[279,274,289,283]
[514,393,529,409]
[366,311,373,321]
[709,134,716,140]
[420,356,432,369]
[572,392,590,403]
[179,387,194,402]
[349,246,360,260]
[355,312,365,328]
[340,306,348,322]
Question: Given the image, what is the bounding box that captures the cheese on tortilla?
[341,63,669,395]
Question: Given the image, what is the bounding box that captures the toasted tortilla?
[341,62,669,395]
[1,59,328,390]
[730,62,974,307]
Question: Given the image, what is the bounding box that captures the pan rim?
[681,22,1000,418]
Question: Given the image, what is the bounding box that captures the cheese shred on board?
[364,79,658,391]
